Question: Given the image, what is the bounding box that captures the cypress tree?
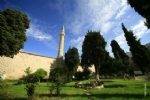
[110,40,132,73]
[65,47,80,81]
[122,23,150,77]
[111,40,129,59]
[127,0,150,28]
[81,31,109,80]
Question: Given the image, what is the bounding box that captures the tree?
[0,9,30,58]
[49,66,68,96]
[110,40,132,74]
[64,47,80,81]
[127,0,150,29]
[81,31,109,80]
[111,40,129,59]
[100,57,118,78]
[34,68,47,82]
[122,23,150,78]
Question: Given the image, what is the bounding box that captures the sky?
[0,0,150,58]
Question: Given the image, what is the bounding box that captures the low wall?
[0,51,57,80]
[0,51,95,80]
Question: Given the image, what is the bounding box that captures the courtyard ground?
[1,78,150,100]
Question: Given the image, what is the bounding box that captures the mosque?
[0,26,95,80]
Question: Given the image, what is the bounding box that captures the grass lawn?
[1,79,150,100]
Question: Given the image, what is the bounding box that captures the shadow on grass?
[104,84,127,88]
[11,93,149,100]
[12,97,27,100]
[39,93,149,99]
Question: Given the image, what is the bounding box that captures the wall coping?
[19,51,56,59]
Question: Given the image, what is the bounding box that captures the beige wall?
[77,65,95,73]
[0,51,95,80]
[0,51,57,80]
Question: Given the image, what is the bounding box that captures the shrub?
[74,68,92,80]
[24,67,32,75]
[15,80,26,85]
[49,66,68,96]
[74,71,83,80]
[0,81,14,100]
[82,67,92,79]
[25,74,39,83]
[34,68,47,82]
[25,83,36,100]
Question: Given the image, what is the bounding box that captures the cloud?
[114,33,129,52]
[131,19,150,39]
[47,0,131,55]
[115,0,129,19]
[101,22,114,34]
[48,0,72,15]
[26,17,59,50]
[64,0,129,35]
[70,36,84,55]
[113,19,150,52]
[115,33,126,46]
[26,23,52,41]
[107,45,114,57]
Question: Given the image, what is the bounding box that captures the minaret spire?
[57,25,65,59]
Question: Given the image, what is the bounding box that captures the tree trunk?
[96,67,99,80]
[56,82,60,96]
[145,68,150,80]
[96,74,99,80]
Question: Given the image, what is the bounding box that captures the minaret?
[57,25,65,59]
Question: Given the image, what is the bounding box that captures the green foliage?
[122,23,150,76]
[110,40,132,74]
[100,57,123,76]
[23,67,47,83]
[65,47,80,81]
[0,81,14,100]
[111,40,129,59]
[81,30,109,80]
[74,68,92,80]
[127,0,150,28]
[82,67,92,79]
[25,83,36,100]
[24,74,39,83]
[0,9,30,58]
[16,80,26,85]
[49,66,68,96]
[23,68,37,99]
[34,68,47,82]
[24,67,32,75]
[23,67,37,83]
[74,71,84,79]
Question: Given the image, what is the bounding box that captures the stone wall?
[0,51,95,80]
[0,51,57,80]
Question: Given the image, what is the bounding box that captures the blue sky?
[0,0,150,58]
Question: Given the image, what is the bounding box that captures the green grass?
[1,79,150,100]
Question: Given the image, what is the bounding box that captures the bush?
[74,68,92,80]
[34,68,47,82]
[25,83,36,100]
[82,67,92,79]
[74,71,83,80]
[24,67,32,75]
[15,80,26,85]
[25,74,39,83]
[49,66,68,96]
[23,68,47,83]
[0,81,14,100]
